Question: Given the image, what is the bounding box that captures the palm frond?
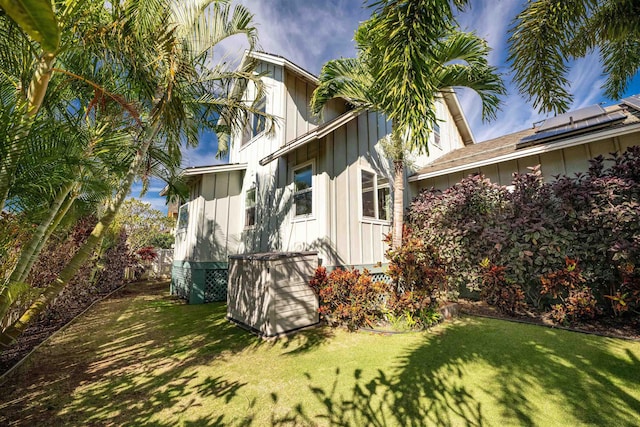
[600,38,640,100]
[508,0,594,114]
[310,58,376,118]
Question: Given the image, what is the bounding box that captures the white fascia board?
[442,90,475,146]
[182,163,248,177]
[409,123,640,182]
[159,164,247,196]
[259,110,361,166]
[249,51,319,85]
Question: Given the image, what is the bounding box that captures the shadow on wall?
[241,173,289,254]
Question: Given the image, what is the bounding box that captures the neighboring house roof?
[409,102,640,182]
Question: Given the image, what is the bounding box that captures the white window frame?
[358,166,391,224]
[177,203,189,232]
[432,122,442,149]
[241,90,269,149]
[244,185,257,229]
[291,159,315,221]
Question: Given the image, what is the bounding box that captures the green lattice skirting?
[171,261,228,304]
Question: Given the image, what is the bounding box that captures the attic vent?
[517,104,626,148]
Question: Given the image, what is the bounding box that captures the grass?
[1,281,639,426]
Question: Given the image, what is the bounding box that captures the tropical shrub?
[540,258,599,323]
[384,227,449,308]
[409,174,506,293]
[478,258,527,315]
[408,146,640,321]
[309,267,390,331]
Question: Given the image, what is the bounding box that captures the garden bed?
[458,298,640,341]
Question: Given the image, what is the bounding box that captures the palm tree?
[0,0,273,348]
[0,0,63,212]
[509,0,640,114]
[311,0,504,249]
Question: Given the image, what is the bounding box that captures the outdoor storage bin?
[227,252,319,337]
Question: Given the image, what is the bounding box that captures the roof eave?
[442,90,474,146]
[259,110,362,166]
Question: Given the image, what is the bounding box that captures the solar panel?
[518,111,626,147]
[621,94,640,111]
[538,105,606,132]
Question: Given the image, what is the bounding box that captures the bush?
[540,258,599,323]
[407,146,640,321]
[478,258,527,316]
[384,227,450,310]
[309,267,389,331]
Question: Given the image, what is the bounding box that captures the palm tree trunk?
[392,159,404,249]
[0,53,56,212]
[16,185,78,284]
[8,183,75,285]
[0,125,158,349]
[0,184,75,324]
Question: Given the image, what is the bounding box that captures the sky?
[133,0,640,212]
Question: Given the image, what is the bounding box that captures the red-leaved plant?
[540,258,600,323]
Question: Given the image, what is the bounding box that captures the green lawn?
[1,281,639,426]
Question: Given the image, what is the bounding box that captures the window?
[242,97,266,146]
[293,163,313,217]
[433,123,441,148]
[177,203,189,230]
[361,170,390,221]
[245,187,256,227]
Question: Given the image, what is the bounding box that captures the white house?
[170,51,474,303]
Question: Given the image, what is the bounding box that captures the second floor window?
[245,187,256,227]
[433,122,441,148]
[242,97,266,146]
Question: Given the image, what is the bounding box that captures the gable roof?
[409,103,640,182]
[245,51,319,86]
[246,52,475,162]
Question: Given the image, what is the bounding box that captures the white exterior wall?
[173,170,243,263]
[411,99,467,170]
[180,55,473,267]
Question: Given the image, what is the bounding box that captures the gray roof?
[410,103,640,181]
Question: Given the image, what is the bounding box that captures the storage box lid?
[228,251,318,261]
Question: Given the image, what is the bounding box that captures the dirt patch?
[458,298,640,341]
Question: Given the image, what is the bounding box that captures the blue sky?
[133,0,640,212]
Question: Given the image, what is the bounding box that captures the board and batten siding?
[415,134,640,191]
[173,170,243,263]
[411,99,467,170]
[282,111,394,267]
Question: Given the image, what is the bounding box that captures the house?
[410,97,640,190]
[170,51,475,303]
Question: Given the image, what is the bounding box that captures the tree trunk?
[0,184,75,323]
[16,186,78,284]
[0,126,157,349]
[0,53,56,212]
[392,159,405,249]
[8,183,75,285]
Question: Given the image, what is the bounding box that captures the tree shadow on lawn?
[0,281,332,426]
[271,317,640,426]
